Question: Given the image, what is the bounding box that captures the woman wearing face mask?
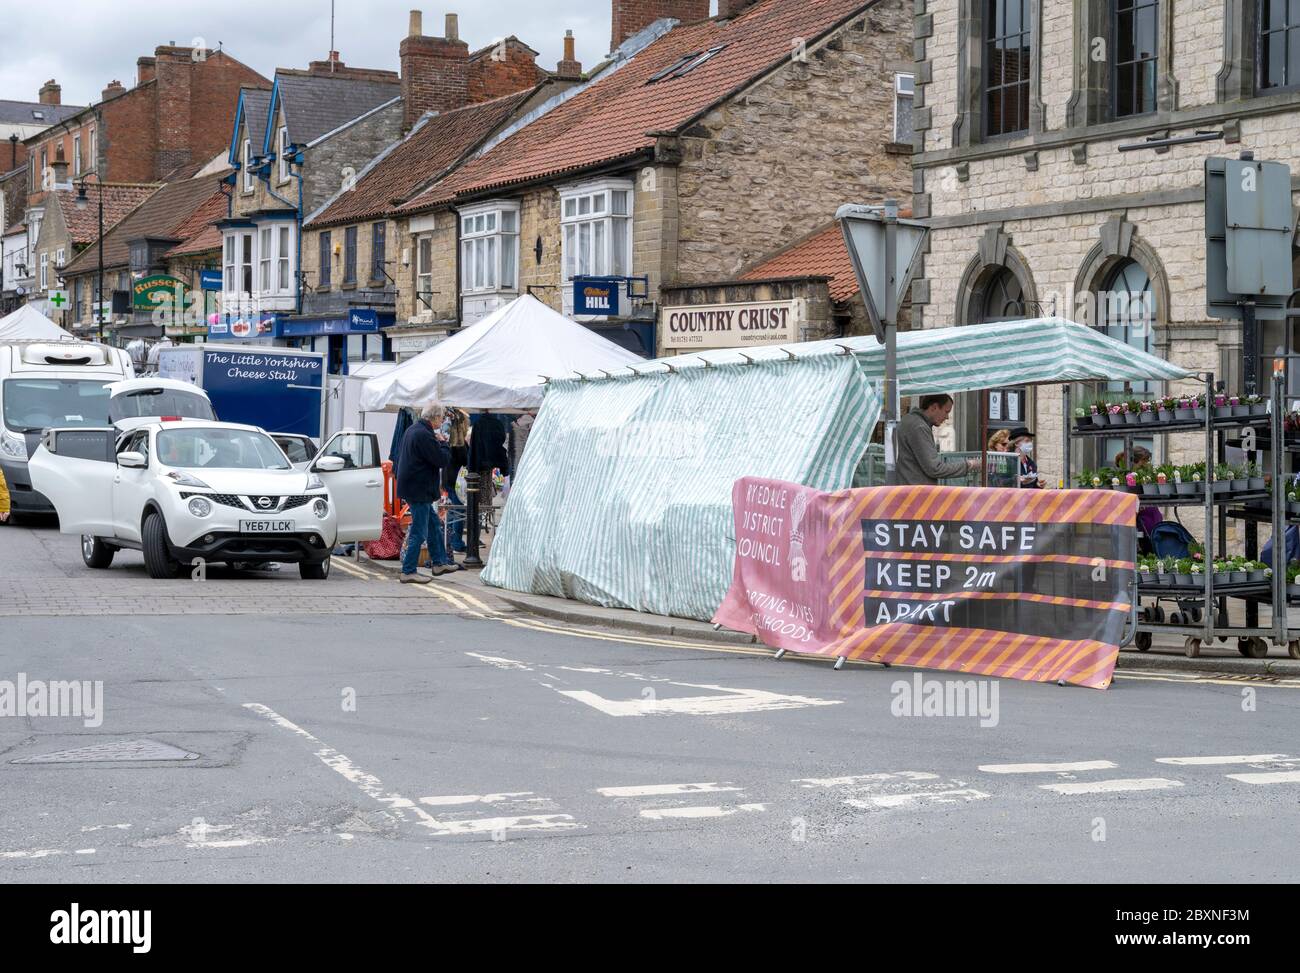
[1008,426,1047,489]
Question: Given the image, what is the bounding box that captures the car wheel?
[142,513,183,580]
[81,534,115,569]
[299,557,331,580]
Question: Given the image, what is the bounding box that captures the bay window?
[459,202,519,293]
[560,181,632,282]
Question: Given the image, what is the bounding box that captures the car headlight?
[306,473,324,490]
[188,497,212,518]
[167,470,211,489]
[312,498,329,519]
[0,431,27,460]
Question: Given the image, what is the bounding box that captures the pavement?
[2,518,1299,883]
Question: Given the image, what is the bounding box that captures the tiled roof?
[308,88,538,228]
[274,72,401,146]
[0,99,85,127]
[165,187,230,258]
[741,222,859,302]
[238,88,273,156]
[401,0,872,210]
[55,183,159,247]
[63,174,229,274]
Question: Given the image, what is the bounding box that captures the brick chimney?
[400,10,470,132]
[556,30,583,79]
[154,45,195,178]
[137,56,157,85]
[39,80,61,105]
[102,80,126,101]
[718,0,761,17]
[611,0,709,52]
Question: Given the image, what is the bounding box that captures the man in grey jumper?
[894,394,981,485]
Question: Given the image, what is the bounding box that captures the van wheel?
[81,534,115,569]
[142,513,183,579]
[300,557,331,580]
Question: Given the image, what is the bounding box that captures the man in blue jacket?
[397,401,458,583]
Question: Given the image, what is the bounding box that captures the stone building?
[911,0,1300,482]
[389,0,913,358]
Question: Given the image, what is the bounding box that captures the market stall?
[482,316,1190,622]
[359,294,643,412]
[0,305,73,341]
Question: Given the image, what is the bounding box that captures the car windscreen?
[156,428,291,471]
[109,388,216,422]
[1,379,113,433]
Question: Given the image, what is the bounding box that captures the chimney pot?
[409,9,422,37]
[445,13,459,41]
[564,30,575,61]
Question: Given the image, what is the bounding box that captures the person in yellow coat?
[0,468,9,524]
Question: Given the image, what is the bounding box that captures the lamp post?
[74,178,105,342]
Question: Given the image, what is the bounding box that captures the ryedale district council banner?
[713,479,1137,689]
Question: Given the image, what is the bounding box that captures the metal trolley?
[1064,370,1299,660]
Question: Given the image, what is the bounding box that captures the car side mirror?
[314,455,346,472]
[118,451,147,469]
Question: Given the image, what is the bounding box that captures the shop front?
[208,307,393,374]
[658,278,840,356]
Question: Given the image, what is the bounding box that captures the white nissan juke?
[29,421,384,579]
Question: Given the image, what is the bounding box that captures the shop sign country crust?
[713,479,1138,689]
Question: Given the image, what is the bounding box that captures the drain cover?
[12,739,200,764]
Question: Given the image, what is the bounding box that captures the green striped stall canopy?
[481,317,1189,621]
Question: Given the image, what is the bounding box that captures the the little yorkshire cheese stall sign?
[713,479,1137,689]
[661,299,803,349]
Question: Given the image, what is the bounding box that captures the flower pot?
[1139,412,1156,424]
[1157,409,1174,423]
[1249,570,1267,583]
[1249,477,1266,491]
[1107,413,1126,426]
[1175,573,1194,586]
[1091,412,1108,427]
[1141,483,1159,496]
[1157,483,1174,496]
[1175,483,1196,496]
[1174,407,1195,421]
[1232,404,1250,417]
[1231,570,1248,584]
[1212,481,1232,494]
[1289,583,1300,601]
[1124,412,1139,425]
[1215,572,1233,586]
[1193,407,1207,422]
[1251,402,1269,417]
[1232,478,1248,492]
[1137,571,1152,585]
[1289,501,1300,517]
[1075,417,1092,431]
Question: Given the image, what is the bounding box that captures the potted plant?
[1229,557,1248,585]
[1155,465,1175,496]
[1090,403,1108,428]
[1111,473,1126,492]
[1107,403,1125,426]
[1174,559,1194,587]
[1247,461,1265,492]
[1157,396,1176,422]
[1139,400,1156,424]
[1230,393,1249,418]
[1136,557,1152,585]
[1138,469,1157,496]
[1250,393,1270,418]
[1214,560,1234,586]
[1191,563,1205,590]
[1213,463,1235,494]
[1174,396,1196,422]
[1173,466,1194,496]
[1247,560,1268,583]
[1213,392,1232,420]
[1288,488,1300,517]
[1230,464,1248,492]
[1288,564,1300,601]
[1124,399,1141,425]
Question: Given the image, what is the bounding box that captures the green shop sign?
[132,275,188,309]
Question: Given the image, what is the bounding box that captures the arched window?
[976,267,1026,323]
[1095,258,1156,466]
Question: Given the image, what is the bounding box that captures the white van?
[0,340,134,519]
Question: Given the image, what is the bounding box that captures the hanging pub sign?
[661,299,804,349]
[713,478,1136,689]
[574,277,620,317]
[132,274,188,309]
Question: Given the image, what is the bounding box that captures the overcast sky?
[2,0,712,107]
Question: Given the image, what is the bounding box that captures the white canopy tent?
[359,294,643,412]
[0,305,73,341]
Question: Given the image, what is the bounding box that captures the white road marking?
[794,771,940,788]
[638,804,767,820]
[848,789,989,809]
[1040,778,1184,795]
[978,760,1117,774]
[1225,770,1300,785]
[465,652,532,671]
[0,848,70,859]
[79,823,131,832]
[432,815,580,835]
[597,783,742,798]
[557,682,840,717]
[243,702,447,832]
[1156,754,1289,766]
[418,792,546,807]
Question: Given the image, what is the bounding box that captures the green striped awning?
[481,317,1188,621]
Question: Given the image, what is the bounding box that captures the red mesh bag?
[364,512,406,561]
